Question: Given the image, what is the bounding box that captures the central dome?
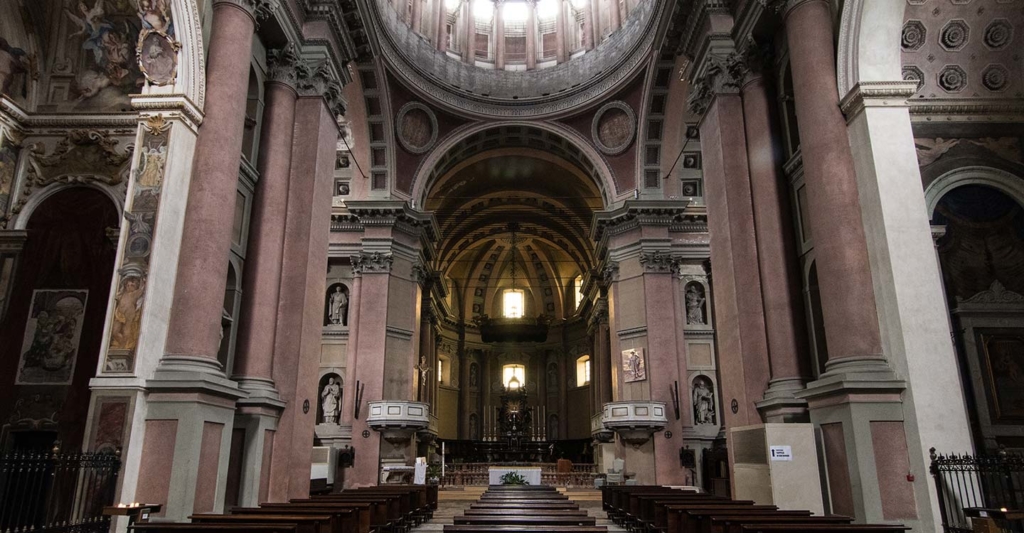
[370,0,663,118]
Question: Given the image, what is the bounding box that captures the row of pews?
[446,485,606,533]
[602,485,909,533]
[129,485,438,533]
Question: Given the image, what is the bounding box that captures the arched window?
[576,355,591,387]
[502,364,525,389]
[503,288,524,318]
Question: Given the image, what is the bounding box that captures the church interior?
[1,0,1023,532]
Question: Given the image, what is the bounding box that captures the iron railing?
[930,448,1024,533]
[0,449,121,533]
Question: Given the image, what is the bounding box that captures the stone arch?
[13,183,125,231]
[411,121,619,208]
[164,0,206,107]
[837,0,906,97]
[924,166,1024,217]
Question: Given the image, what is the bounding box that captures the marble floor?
[411,487,625,533]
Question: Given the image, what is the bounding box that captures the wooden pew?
[132,524,298,533]
[444,526,607,533]
[470,503,581,511]
[262,500,394,533]
[664,504,781,533]
[231,506,369,533]
[190,514,335,533]
[738,525,909,533]
[463,509,589,517]
[453,516,598,527]
[705,514,853,533]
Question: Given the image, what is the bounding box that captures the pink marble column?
[740,71,811,407]
[266,95,339,501]
[163,0,256,362]
[784,0,884,364]
[700,92,772,427]
[233,63,299,388]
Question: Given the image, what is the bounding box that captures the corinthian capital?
[267,43,302,87]
[297,61,347,116]
[686,54,745,115]
[213,0,277,25]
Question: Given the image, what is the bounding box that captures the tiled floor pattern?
[412,487,625,533]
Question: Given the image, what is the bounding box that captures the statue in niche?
[692,377,716,425]
[469,362,479,388]
[547,363,559,391]
[685,283,706,325]
[321,376,341,424]
[548,414,559,441]
[469,414,479,441]
[327,284,348,326]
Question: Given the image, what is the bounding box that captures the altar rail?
[0,449,121,533]
[442,462,598,487]
[930,448,1024,533]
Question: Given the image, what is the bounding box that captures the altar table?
[488,466,543,485]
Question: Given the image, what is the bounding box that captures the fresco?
[103,117,168,373]
[16,289,89,385]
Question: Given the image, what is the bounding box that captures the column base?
[148,355,246,398]
[137,356,246,520]
[795,356,917,526]
[235,376,286,408]
[756,377,809,423]
[233,406,282,507]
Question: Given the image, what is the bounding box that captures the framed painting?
[977,329,1024,423]
[16,290,89,385]
[621,348,647,383]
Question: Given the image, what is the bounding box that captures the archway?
[0,187,118,452]
[426,127,606,468]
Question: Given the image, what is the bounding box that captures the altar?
[488,466,543,485]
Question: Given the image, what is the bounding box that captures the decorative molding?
[591,200,690,241]
[601,262,620,284]
[385,326,415,340]
[296,61,346,116]
[395,102,438,155]
[267,44,303,87]
[591,101,637,156]
[956,281,1024,306]
[639,250,677,273]
[616,326,648,339]
[839,81,918,120]
[352,252,394,274]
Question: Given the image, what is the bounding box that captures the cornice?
[907,98,1024,122]
[839,81,918,121]
[590,200,690,241]
[1,97,139,130]
[345,200,439,241]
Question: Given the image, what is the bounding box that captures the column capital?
[296,61,347,117]
[212,0,277,26]
[686,53,745,116]
[351,251,394,274]
[639,250,680,274]
[267,43,303,89]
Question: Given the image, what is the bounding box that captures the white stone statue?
[685,284,705,325]
[692,378,716,425]
[321,377,341,424]
[328,285,348,326]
